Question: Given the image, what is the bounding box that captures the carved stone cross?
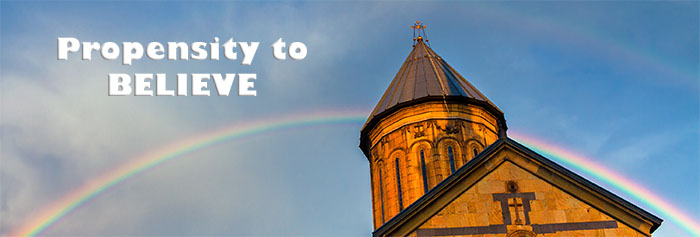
[415,187,619,236]
[509,198,525,225]
[493,192,535,225]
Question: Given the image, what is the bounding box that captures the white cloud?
[0,2,385,235]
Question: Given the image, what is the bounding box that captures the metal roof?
[359,39,508,158]
[363,38,502,129]
[359,39,506,158]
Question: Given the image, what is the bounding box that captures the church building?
[359,22,662,237]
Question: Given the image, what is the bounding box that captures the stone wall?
[368,102,501,228]
[410,161,648,236]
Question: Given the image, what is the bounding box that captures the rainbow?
[11,111,368,236]
[10,113,698,236]
[509,132,700,236]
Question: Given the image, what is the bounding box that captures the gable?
[411,161,646,236]
[374,139,661,237]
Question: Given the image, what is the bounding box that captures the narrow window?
[473,148,479,158]
[395,158,403,210]
[420,150,429,193]
[378,168,385,222]
[448,146,456,173]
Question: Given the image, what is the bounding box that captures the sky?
[1,1,698,236]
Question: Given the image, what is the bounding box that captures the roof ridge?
[372,138,662,236]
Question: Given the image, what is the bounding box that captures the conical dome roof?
[366,39,500,121]
[360,38,507,157]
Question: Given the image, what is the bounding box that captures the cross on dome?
[411,21,429,46]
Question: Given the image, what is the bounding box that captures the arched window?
[467,140,484,160]
[420,150,428,193]
[378,166,385,222]
[395,158,403,210]
[448,146,456,173]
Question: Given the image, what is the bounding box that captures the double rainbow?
[10,112,699,236]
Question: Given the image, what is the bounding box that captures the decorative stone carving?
[437,122,460,134]
[414,125,425,138]
[506,230,536,237]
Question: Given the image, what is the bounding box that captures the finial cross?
[411,21,429,46]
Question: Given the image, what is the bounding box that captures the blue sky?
[1,1,698,236]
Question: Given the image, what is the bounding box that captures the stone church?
[359,24,662,237]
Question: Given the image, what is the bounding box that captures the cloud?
[1,2,697,236]
[0,2,385,235]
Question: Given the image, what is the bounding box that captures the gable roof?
[373,138,662,236]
